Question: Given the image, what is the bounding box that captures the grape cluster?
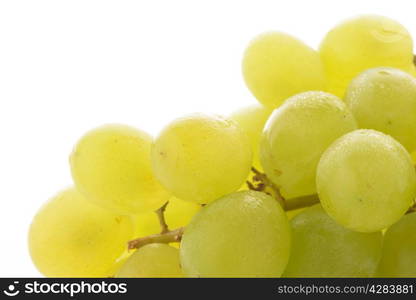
[29,15,416,278]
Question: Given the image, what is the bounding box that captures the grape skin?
[70,124,169,215]
[345,67,416,152]
[242,31,326,108]
[151,113,252,204]
[317,129,416,233]
[284,205,382,277]
[28,188,134,277]
[320,15,415,97]
[377,213,416,277]
[116,244,182,278]
[230,104,273,170]
[260,91,357,199]
[180,191,291,277]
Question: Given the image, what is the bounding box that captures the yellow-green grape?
[320,15,415,97]
[260,91,357,199]
[230,104,273,170]
[180,191,291,277]
[377,213,416,277]
[151,114,252,204]
[345,67,416,152]
[411,151,416,164]
[70,124,169,215]
[134,196,201,238]
[284,205,382,277]
[28,188,134,277]
[317,129,416,233]
[242,31,326,108]
[116,244,182,278]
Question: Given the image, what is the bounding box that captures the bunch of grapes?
[29,14,416,278]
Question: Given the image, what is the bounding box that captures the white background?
[0,0,414,277]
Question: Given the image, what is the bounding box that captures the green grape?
[320,15,415,97]
[28,188,134,277]
[242,31,326,108]
[134,196,201,238]
[151,114,252,204]
[317,129,416,233]
[260,91,357,199]
[116,244,182,278]
[284,205,382,277]
[180,190,291,277]
[411,151,416,164]
[377,213,416,277]
[70,124,169,215]
[345,67,416,152]
[230,104,273,170]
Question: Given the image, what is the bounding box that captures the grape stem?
[156,202,169,234]
[247,167,286,208]
[128,227,184,250]
[246,168,416,213]
[407,200,416,214]
[128,167,416,250]
[247,167,320,210]
[127,168,318,250]
[285,194,319,211]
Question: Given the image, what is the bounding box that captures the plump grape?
[345,67,416,152]
[151,114,252,204]
[116,244,182,278]
[242,32,326,108]
[284,205,382,277]
[134,196,201,238]
[377,213,416,277]
[70,124,169,215]
[260,91,357,198]
[317,129,416,233]
[320,15,415,97]
[230,104,272,170]
[180,190,291,277]
[28,188,134,277]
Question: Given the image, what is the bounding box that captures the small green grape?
[116,244,182,278]
[242,31,326,108]
[377,213,416,277]
[180,191,291,277]
[345,67,416,152]
[230,104,273,170]
[151,113,252,204]
[317,129,416,233]
[320,15,415,97]
[28,188,134,277]
[284,205,382,277]
[70,124,169,215]
[260,91,357,198]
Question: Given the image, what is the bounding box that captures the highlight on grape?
[28,14,416,278]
